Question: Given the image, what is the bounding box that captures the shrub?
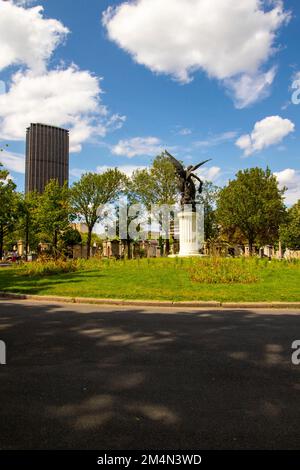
[20,259,80,276]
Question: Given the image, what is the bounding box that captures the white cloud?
[236,116,295,156]
[70,165,148,179]
[111,137,164,158]
[103,0,290,107]
[274,169,300,205]
[195,131,238,148]
[178,128,192,136]
[0,3,125,154]
[96,165,148,177]
[195,166,221,182]
[0,150,25,174]
[0,1,68,73]
[0,80,6,94]
[0,67,125,153]
[12,1,37,6]
[72,163,219,180]
[69,168,87,179]
[225,67,277,109]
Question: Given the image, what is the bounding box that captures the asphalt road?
[0,300,300,450]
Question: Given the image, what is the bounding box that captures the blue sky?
[0,0,300,204]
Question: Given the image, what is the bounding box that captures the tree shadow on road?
[0,300,300,450]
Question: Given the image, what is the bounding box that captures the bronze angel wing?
[164,150,185,178]
[190,159,212,173]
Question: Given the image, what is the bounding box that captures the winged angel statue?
[164,150,211,211]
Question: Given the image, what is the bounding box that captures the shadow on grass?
[0,300,300,450]
[0,269,104,295]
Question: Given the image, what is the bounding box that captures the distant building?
[25,123,69,193]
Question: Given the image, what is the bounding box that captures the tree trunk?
[248,239,254,256]
[87,227,92,259]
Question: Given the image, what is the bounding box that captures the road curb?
[222,302,300,309]
[1,291,300,309]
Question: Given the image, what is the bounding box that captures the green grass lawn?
[0,257,299,302]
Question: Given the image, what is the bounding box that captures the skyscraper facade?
[25,123,69,193]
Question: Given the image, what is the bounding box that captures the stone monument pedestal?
[177,210,202,257]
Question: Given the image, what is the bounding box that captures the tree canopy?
[216,167,286,251]
[37,180,71,256]
[280,200,300,250]
[198,181,219,241]
[129,154,178,208]
[1,156,297,260]
[128,154,179,254]
[70,169,125,258]
[0,162,18,259]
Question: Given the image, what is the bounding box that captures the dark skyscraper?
[25,123,69,193]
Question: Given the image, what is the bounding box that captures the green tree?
[37,180,70,257]
[59,227,82,257]
[16,191,41,259]
[198,181,220,241]
[70,170,124,258]
[131,154,178,207]
[130,154,178,254]
[216,167,286,252]
[280,200,300,250]
[0,163,19,259]
[111,174,148,259]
